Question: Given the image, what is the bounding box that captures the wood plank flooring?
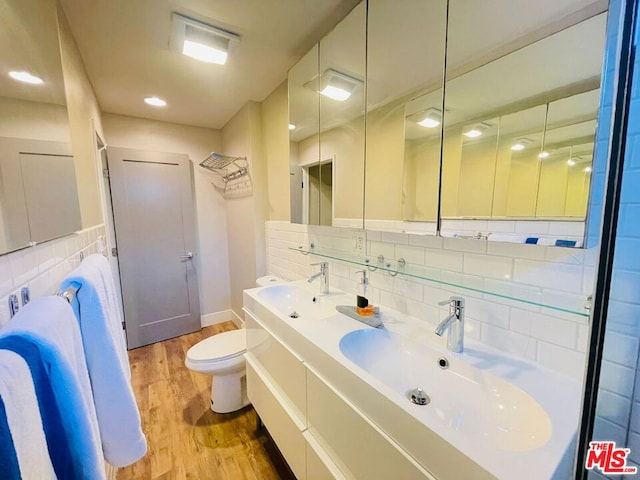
[117,322,294,480]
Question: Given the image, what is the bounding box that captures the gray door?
[108,147,200,349]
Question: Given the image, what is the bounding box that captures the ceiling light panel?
[144,96,167,107]
[171,13,240,65]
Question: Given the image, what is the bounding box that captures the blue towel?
[0,296,105,480]
[61,254,147,467]
[0,397,20,480]
[0,350,56,479]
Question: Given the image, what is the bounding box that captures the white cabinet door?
[306,367,435,480]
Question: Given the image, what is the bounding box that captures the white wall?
[0,225,106,327]
[266,220,594,381]
[0,97,70,142]
[102,113,232,324]
[221,102,268,320]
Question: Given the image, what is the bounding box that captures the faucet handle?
[438,296,465,306]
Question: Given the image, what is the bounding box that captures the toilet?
[184,275,285,413]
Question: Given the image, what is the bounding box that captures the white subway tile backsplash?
[0,256,13,296]
[577,325,590,352]
[393,278,423,302]
[537,342,586,380]
[1,226,105,326]
[380,231,409,245]
[487,241,546,261]
[487,220,517,233]
[515,221,549,235]
[395,244,426,264]
[379,290,407,314]
[443,237,487,254]
[427,249,463,272]
[408,234,443,249]
[265,221,590,379]
[369,241,396,260]
[513,259,584,293]
[464,253,513,280]
[481,325,537,361]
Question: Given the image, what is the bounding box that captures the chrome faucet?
[308,262,329,294]
[435,296,465,353]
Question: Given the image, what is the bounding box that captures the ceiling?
[0,0,66,106]
[58,0,359,129]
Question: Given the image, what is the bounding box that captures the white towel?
[0,296,105,480]
[61,254,147,467]
[0,350,56,479]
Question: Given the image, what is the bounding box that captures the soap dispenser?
[356,270,374,316]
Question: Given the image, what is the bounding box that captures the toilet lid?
[187,330,246,363]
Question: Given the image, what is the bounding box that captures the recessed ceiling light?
[144,96,167,107]
[567,159,576,166]
[511,143,525,151]
[288,124,296,131]
[511,138,532,151]
[584,166,592,173]
[9,71,43,85]
[538,151,550,159]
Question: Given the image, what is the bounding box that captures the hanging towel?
[0,296,105,480]
[61,254,147,467]
[0,350,56,480]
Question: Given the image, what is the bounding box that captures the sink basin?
[339,329,552,452]
[257,284,337,319]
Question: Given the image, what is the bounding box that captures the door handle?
[180,252,194,260]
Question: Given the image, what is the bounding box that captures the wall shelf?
[289,245,590,318]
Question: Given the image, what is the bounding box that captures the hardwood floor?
[117,322,294,480]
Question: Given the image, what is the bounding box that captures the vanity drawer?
[304,431,348,480]
[245,309,306,423]
[306,367,435,480]
[246,358,306,480]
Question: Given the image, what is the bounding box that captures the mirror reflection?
[288,45,319,224]
[365,0,447,234]
[441,5,607,246]
[288,3,366,227]
[0,0,81,254]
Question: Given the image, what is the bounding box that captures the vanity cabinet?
[306,367,433,480]
[245,306,434,480]
[245,309,307,479]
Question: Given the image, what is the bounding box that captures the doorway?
[107,147,200,349]
[305,160,333,226]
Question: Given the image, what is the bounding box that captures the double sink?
[249,281,581,479]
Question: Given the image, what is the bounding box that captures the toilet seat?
[186,329,246,364]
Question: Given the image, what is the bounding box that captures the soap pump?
[355,270,373,316]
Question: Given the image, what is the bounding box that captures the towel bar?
[57,285,79,304]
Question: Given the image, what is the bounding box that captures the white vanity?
[243,281,580,480]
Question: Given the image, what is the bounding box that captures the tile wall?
[0,224,107,327]
[265,220,594,380]
[589,0,640,476]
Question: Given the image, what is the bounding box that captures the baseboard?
[200,309,234,327]
[230,309,244,328]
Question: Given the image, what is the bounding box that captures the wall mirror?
[289,3,366,227]
[364,0,447,235]
[440,1,608,246]
[289,44,319,224]
[0,0,81,255]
